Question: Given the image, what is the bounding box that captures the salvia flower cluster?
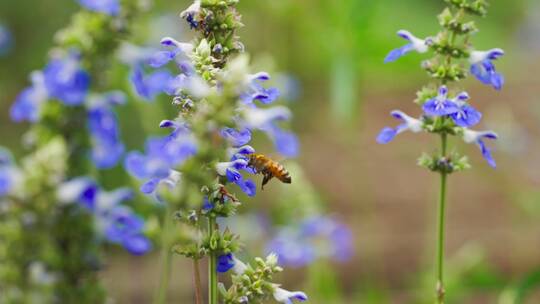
[376,0,503,302]
[57,177,151,255]
[378,0,502,171]
[1,1,149,302]
[11,52,125,169]
[123,0,305,303]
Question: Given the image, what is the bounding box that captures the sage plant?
[0,1,150,302]
[124,0,306,303]
[377,0,502,302]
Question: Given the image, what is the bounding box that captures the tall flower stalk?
[1,1,151,302]
[125,0,305,303]
[377,0,503,302]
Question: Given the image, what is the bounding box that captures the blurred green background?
[2,0,540,303]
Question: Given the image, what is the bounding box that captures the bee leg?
[261,172,273,190]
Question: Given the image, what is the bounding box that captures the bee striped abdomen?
[247,154,292,188]
[270,162,291,183]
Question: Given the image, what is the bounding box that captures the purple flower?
[131,65,173,101]
[241,72,280,105]
[221,128,252,147]
[267,216,353,267]
[180,0,201,29]
[266,234,316,267]
[217,253,235,273]
[216,253,248,274]
[273,286,308,304]
[125,121,196,195]
[215,159,257,197]
[265,125,299,158]
[0,147,19,197]
[227,145,256,160]
[376,110,423,144]
[148,38,193,68]
[448,92,482,127]
[87,92,126,169]
[462,129,498,168]
[10,72,48,123]
[422,86,459,116]
[78,0,121,16]
[104,206,152,255]
[43,53,90,105]
[384,30,430,63]
[469,48,504,90]
[57,177,99,209]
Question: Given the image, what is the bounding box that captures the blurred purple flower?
[267,216,353,268]
[78,0,121,16]
[87,91,126,169]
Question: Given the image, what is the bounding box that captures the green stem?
[208,217,218,304]
[154,210,173,304]
[436,133,448,303]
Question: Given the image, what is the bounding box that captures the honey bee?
[247,154,291,189]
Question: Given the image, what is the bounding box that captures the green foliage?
[220,254,283,304]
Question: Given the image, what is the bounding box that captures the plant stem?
[436,133,448,303]
[154,210,173,304]
[208,216,218,304]
[193,259,203,304]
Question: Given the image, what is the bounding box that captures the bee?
[247,154,291,190]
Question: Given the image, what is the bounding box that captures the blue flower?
[58,177,151,255]
[227,145,256,160]
[87,92,126,169]
[221,128,252,147]
[180,0,201,29]
[241,72,280,105]
[462,129,498,168]
[78,0,121,16]
[422,86,459,116]
[10,72,49,123]
[273,286,308,304]
[384,30,431,63]
[265,124,299,158]
[217,253,235,273]
[0,24,13,56]
[267,216,353,267]
[239,106,299,157]
[0,147,19,197]
[300,216,353,262]
[125,121,196,194]
[57,177,99,209]
[469,48,504,90]
[215,159,257,197]
[241,106,291,130]
[266,233,316,267]
[104,206,152,255]
[216,253,248,274]
[376,110,423,144]
[148,37,194,68]
[43,53,90,105]
[131,65,173,101]
[448,92,482,127]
